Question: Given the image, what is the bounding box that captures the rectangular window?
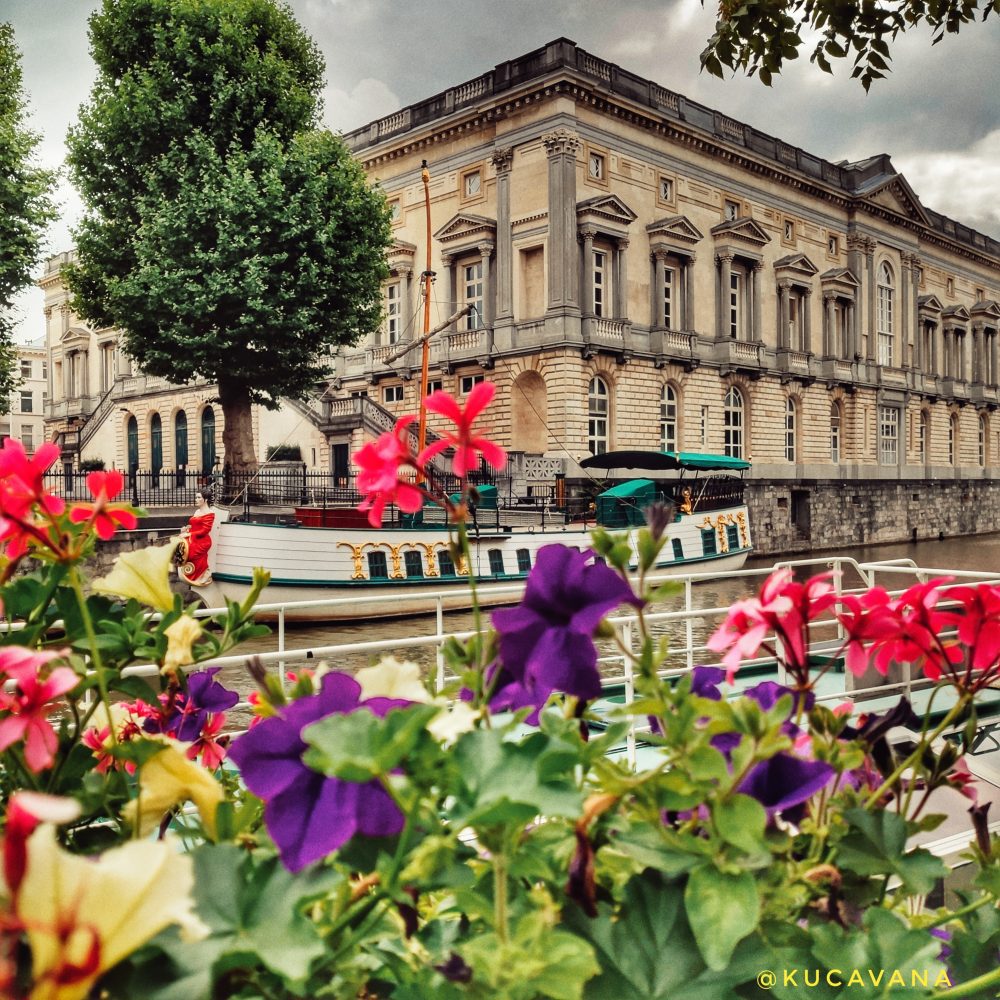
[879,406,899,466]
[701,527,717,556]
[828,235,839,256]
[20,425,33,452]
[426,379,443,395]
[437,551,456,577]
[488,549,505,575]
[20,359,31,379]
[724,199,740,222]
[460,374,484,395]
[41,360,48,379]
[367,551,389,579]
[671,538,684,560]
[783,219,795,243]
[729,271,742,339]
[383,385,404,404]
[831,413,841,464]
[19,391,32,413]
[516,548,531,573]
[403,550,423,578]
[658,175,674,204]
[593,249,607,317]
[700,406,709,448]
[726,523,740,550]
[463,261,483,330]
[662,267,675,329]
[385,282,400,344]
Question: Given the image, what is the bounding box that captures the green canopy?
[580,450,750,472]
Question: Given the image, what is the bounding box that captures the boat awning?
[580,450,751,472]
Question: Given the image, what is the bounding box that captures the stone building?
[2,338,47,452]
[34,38,1000,553]
[309,37,1000,553]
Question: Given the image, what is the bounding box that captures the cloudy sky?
[6,0,1000,342]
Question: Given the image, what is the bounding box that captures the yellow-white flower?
[91,541,179,612]
[356,656,430,703]
[162,614,203,674]
[427,701,480,744]
[122,739,223,839]
[20,826,207,1000]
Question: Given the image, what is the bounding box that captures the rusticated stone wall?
[747,480,1000,557]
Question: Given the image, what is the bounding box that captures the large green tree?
[0,22,57,417]
[66,0,391,472]
[701,0,997,89]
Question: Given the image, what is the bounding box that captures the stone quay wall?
[748,479,1000,557]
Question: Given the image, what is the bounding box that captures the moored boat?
[199,450,753,621]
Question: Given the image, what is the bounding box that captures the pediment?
[433,213,497,244]
[820,267,860,288]
[942,304,970,322]
[918,294,943,314]
[645,214,703,245]
[710,217,771,247]
[859,175,931,227]
[576,194,637,228]
[774,253,819,277]
[389,239,417,257]
[60,326,91,350]
[971,299,1000,321]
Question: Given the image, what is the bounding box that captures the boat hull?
[198,504,753,622]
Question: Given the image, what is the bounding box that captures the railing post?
[435,597,445,693]
[623,620,636,770]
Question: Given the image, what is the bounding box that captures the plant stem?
[926,893,994,928]
[68,565,118,747]
[935,964,1000,999]
[493,848,509,945]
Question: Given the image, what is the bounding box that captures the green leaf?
[684,864,760,970]
[714,794,768,854]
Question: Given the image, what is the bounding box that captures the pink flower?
[0,648,77,772]
[68,470,139,540]
[354,416,426,527]
[878,579,959,681]
[837,587,898,676]
[185,713,229,770]
[0,439,65,559]
[419,382,507,477]
[937,583,1000,687]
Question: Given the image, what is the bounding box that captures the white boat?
[198,451,753,622]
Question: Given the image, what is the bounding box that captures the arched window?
[126,415,139,473]
[175,411,188,486]
[201,406,217,475]
[948,413,958,465]
[980,415,988,466]
[150,413,162,487]
[660,384,678,452]
[723,386,745,459]
[830,402,842,464]
[919,411,930,465]
[784,397,797,462]
[877,261,895,367]
[587,377,609,455]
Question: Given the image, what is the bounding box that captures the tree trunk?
[218,377,259,475]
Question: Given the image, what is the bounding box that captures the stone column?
[777,280,791,348]
[652,251,665,327]
[491,147,514,323]
[865,239,876,360]
[440,252,455,327]
[580,229,596,318]
[542,128,581,313]
[716,253,732,338]
[972,322,984,384]
[751,262,763,342]
[398,266,412,329]
[910,255,922,370]
[615,237,629,321]
[64,350,73,399]
[803,287,813,353]
[991,329,999,387]
[478,243,495,328]
[684,253,696,331]
[823,292,835,357]
[943,324,954,379]
[900,254,911,366]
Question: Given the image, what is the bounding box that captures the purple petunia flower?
[690,665,726,700]
[229,672,408,872]
[487,545,643,723]
[146,666,239,741]
[737,752,834,820]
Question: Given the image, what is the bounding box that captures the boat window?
[404,550,423,578]
[367,551,389,579]
[516,548,531,573]
[488,549,505,575]
[438,551,456,577]
[701,527,717,556]
[672,538,684,560]
[726,523,740,550]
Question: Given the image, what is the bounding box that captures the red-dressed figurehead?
[177,490,215,587]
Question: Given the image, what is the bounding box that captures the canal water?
[216,533,1000,704]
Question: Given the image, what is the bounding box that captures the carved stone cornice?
[491,146,514,172]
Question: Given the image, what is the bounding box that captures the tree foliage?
[65,0,391,470]
[701,0,998,90]
[0,23,57,416]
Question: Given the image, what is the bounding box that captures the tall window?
[728,270,743,339]
[463,261,483,331]
[20,425,33,451]
[588,376,609,455]
[830,402,841,463]
[700,406,709,448]
[19,391,32,413]
[662,267,675,329]
[660,384,678,452]
[385,281,400,344]
[723,387,744,459]
[878,406,899,465]
[785,398,797,462]
[877,262,895,366]
[786,289,807,350]
[593,249,607,317]
[20,359,31,378]
[980,415,988,466]
[201,406,216,475]
[949,414,958,465]
[919,411,929,465]
[150,413,162,479]
[175,411,188,468]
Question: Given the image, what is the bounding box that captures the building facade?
[2,338,47,452]
[34,39,1000,552]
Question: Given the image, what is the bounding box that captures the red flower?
[0,439,65,559]
[185,712,229,770]
[354,416,426,527]
[0,647,77,772]
[419,382,507,477]
[879,579,959,681]
[68,470,139,540]
[836,587,899,677]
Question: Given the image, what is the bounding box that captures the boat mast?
[417,160,434,479]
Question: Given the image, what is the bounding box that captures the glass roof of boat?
[580,450,751,472]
